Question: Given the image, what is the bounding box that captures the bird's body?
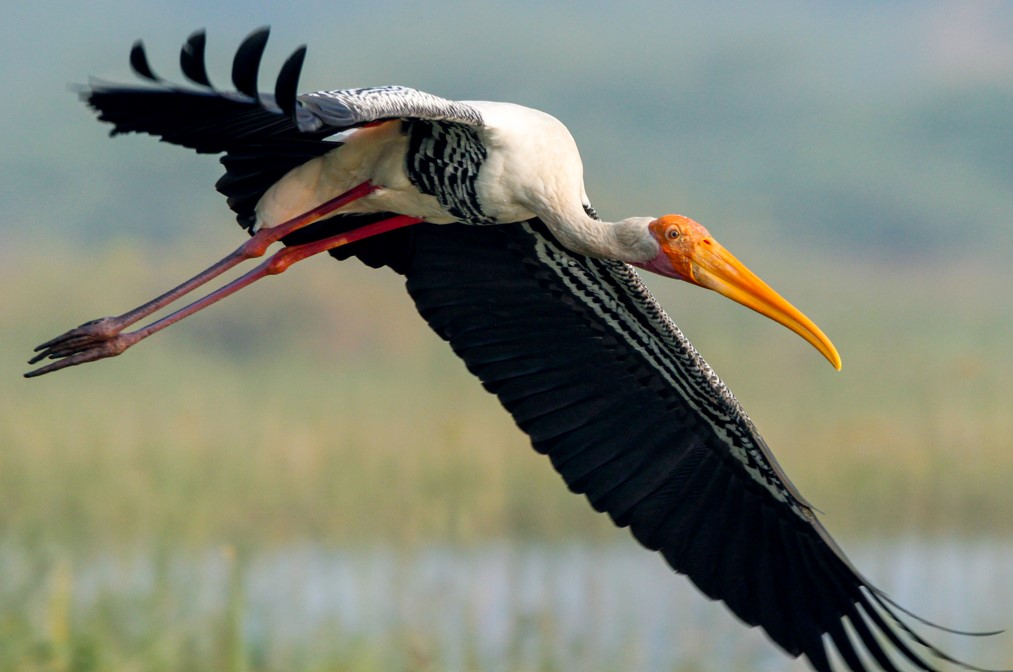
[258,101,569,229]
[251,97,662,271]
[27,28,1005,672]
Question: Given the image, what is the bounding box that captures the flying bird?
[26,28,1004,672]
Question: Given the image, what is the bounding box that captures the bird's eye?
[666,228,681,241]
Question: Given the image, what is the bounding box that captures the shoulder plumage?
[297,86,484,132]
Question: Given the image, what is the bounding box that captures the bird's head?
[633,214,842,370]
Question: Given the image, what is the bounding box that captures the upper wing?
[297,86,483,130]
[84,27,483,149]
[396,219,993,672]
[84,29,320,154]
[81,28,483,230]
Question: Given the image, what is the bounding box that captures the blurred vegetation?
[2,242,1012,671]
[4,239,1011,550]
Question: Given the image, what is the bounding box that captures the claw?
[24,331,139,378]
[28,318,127,364]
[32,316,125,352]
[26,316,132,373]
[25,183,398,380]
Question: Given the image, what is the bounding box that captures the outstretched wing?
[394,219,996,672]
[81,28,483,230]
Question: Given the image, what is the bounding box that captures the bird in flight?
[26,28,1004,672]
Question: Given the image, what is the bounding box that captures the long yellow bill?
[644,215,842,370]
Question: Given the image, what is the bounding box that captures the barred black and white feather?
[297,86,483,131]
[405,120,491,223]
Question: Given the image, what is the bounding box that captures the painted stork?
[25,29,1003,672]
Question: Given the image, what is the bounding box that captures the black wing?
[84,28,336,231]
[82,28,483,231]
[393,219,1000,672]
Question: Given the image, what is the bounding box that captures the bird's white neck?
[539,206,659,264]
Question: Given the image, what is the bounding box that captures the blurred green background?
[2,1,1011,670]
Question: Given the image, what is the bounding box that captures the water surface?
[5,538,1010,671]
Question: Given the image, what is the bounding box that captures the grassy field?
[2,238,1011,671]
[5,238,1011,546]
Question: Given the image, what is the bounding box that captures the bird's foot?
[25,317,138,378]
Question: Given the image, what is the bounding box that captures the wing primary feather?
[231,27,270,98]
[791,536,900,671]
[747,508,795,650]
[129,40,160,82]
[804,645,834,672]
[797,538,934,670]
[681,467,745,600]
[275,45,307,119]
[771,518,835,667]
[804,547,888,671]
[720,489,764,624]
[627,443,711,552]
[863,591,1008,672]
[180,29,212,87]
[657,458,729,580]
[808,521,1007,669]
[697,481,756,623]
[824,618,871,672]
[872,589,1004,638]
[851,597,937,670]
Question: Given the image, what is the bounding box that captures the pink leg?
[32,181,378,353]
[26,190,421,378]
[97,214,422,351]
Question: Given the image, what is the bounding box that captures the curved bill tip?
[694,247,843,371]
[825,340,843,371]
[812,328,843,371]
